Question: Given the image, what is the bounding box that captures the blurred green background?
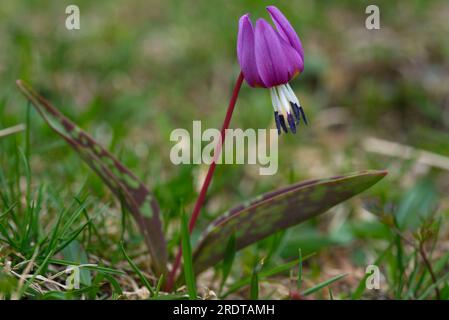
[1,0,449,299]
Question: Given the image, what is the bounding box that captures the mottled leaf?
[16,80,168,276]
[193,170,387,275]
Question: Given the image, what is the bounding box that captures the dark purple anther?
[274,111,281,135]
[287,113,296,133]
[299,106,308,125]
[278,114,288,133]
[291,102,301,123]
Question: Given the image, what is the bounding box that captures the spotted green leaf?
[193,170,387,275]
[16,80,168,276]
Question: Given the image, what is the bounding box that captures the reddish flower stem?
[165,72,244,291]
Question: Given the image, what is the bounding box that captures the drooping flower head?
[237,6,307,134]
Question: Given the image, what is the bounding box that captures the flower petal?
[237,14,264,87]
[254,19,303,87]
[266,5,304,61]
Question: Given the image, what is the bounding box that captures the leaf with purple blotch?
[192,170,387,275]
[16,80,168,276]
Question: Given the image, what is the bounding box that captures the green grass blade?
[297,248,303,290]
[250,260,264,300]
[219,232,236,293]
[104,274,123,298]
[417,271,449,300]
[303,273,348,296]
[155,274,164,297]
[222,253,315,298]
[120,241,154,296]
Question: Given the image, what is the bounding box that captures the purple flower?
[237,6,307,134]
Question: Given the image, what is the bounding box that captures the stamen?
[287,113,296,133]
[290,102,301,123]
[269,88,280,112]
[276,86,291,114]
[278,114,288,133]
[271,84,308,134]
[286,83,300,105]
[299,106,308,125]
[286,83,308,126]
[274,111,281,135]
[280,85,295,107]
